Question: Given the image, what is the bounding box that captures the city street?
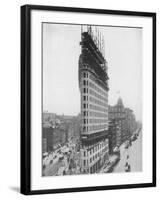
[43,131,142,176]
[42,138,80,176]
[43,156,65,176]
[113,131,142,173]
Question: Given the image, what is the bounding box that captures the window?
[83,104,86,109]
[83,88,88,93]
[83,72,89,78]
[83,80,86,85]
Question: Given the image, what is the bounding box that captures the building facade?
[108,119,121,154]
[108,98,126,145]
[79,26,109,173]
[42,125,54,152]
[124,108,137,140]
[42,125,68,153]
[109,98,137,146]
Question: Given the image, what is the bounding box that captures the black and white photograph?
[20,5,156,194]
[0,0,158,199]
[42,23,143,177]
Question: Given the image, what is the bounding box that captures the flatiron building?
[79,26,109,173]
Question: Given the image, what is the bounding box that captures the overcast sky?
[43,23,142,121]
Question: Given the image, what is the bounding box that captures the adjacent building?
[42,113,81,154]
[108,98,137,148]
[124,108,137,140]
[108,98,126,145]
[42,124,68,153]
[108,119,121,154]
[42,125,54,153]
[79,26,109,173]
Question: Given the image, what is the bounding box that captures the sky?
[43,23,142,121]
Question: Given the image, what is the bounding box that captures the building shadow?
[9,186,20,193]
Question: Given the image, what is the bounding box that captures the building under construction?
[79,26,109,173]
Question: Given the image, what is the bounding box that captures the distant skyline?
[43,23,142,121]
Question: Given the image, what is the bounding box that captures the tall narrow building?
[79,26,109,173]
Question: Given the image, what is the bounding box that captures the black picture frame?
[21,4,156,195]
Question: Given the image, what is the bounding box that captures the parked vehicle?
[131,134,137,141]
[125,162,131,172]
[125,141,129,149]
[59,154,64,161]
[43,152,48,159]
[113,146,120,153]
[129,139,132,146]
[50,159,53,164]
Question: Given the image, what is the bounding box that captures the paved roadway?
[43,143,80,176]
[113,131,142,173]
[43,159,64,176]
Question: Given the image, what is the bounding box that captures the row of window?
[89,124,107,131]
[83,118,107,125]
[89,111,108,118]
[109,107,124,112]
[83,147,108,166]
[89,81,107,97]
[89,118,108,124]
[82,76,107,98]
[83,153,99,166]
[89,104,107,113]
[109,113,125,118]
[82,95,107,112]
[83,142,108,157]
[82,111,108,118]
[83,95,108,110]
[89,96,108,108]
[89,72,107,89]
[89,73,97,83]
[89,89,107,103]
[82,124,107,132]
[83,86,107,103]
